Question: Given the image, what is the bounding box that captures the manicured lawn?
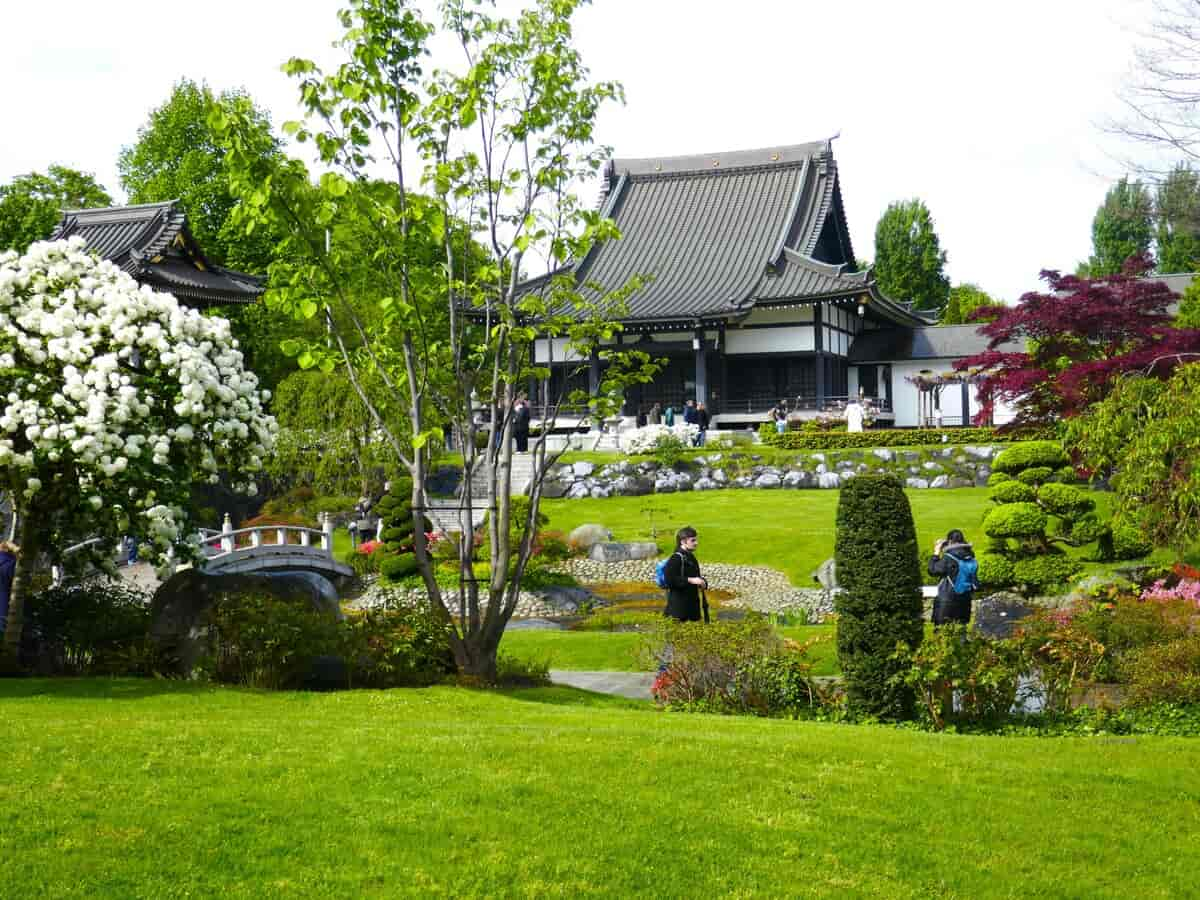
[542,487,1002,586]
[503,624,840,674]
[1,679,1197,897]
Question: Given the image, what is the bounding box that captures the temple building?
[50,200,263,309]
[529,141,1001,428]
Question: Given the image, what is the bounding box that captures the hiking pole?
[701,588,710,624]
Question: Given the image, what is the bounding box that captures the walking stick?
[701,588,710,624]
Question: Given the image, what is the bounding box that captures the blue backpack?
[654,554,676,589]
[945,552,979,594]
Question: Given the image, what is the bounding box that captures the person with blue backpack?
[928,529,980,626]
[656,526,709,623]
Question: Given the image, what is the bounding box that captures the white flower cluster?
[624,422,700,454]
[0,237,278,549]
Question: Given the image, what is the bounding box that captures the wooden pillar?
[813,304,826,410]
[961,380,971,427]
[694,326,707,406]
[588,346,600,396]
[717,323,727,414]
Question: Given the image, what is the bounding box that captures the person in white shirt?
[844,399,865,432]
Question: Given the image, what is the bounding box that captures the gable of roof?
[534,140,926,327]
[51,201,262,307]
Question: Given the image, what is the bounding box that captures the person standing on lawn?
[0,541,17,635]
[513,394,531,453]
[664,526,708,622]
[928,529,978,625]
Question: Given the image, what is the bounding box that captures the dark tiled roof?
[526,141,926,327]
[848,324,1021,363]
[51,201,262,307]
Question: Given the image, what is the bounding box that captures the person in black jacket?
[663,527,707,622]
[928,529,976,626]
[513,395,531,453]
[0,541,17,635]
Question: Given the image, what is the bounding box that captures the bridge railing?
[199,513,336,559]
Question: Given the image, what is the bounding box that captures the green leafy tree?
[834,474,923,720]
[941,283,999,325]
[1066,364,1200,552]
[0,165,111,253]
[873,198,950,313]
[214,0,660,680]
[1080,178,1153,277]
[1177,278,1200,328]
[1155,163,1200,273]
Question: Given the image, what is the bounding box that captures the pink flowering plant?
[1141,578,1200,607]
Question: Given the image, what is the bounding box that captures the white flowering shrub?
[624,423,699,455]
[0,238,277,568]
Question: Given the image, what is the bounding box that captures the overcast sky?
[0,0,1153,301]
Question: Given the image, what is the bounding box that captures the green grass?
[543,487,1000,586]
[2,678,1197,897]
[502,624,840,675]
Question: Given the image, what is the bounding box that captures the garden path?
[549,669,654,700]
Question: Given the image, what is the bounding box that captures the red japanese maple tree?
[955,254,1200,426]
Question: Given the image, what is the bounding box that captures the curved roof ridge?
[61,199,181,216]
[613,141,829,178]
[780,247,853,278]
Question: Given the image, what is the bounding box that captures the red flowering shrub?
[356,539,382,556]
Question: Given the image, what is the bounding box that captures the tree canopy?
[118,79,279,274]
[873,199,950,313]
[1080,178,1153,277]
[956,256,1200,426]
[1155,163,1200,273]
[940,283,1002,325]
[0,165,111,254]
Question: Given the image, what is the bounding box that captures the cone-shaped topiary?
[373,477,433,581]
[834,474,923,720]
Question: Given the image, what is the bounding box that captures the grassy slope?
[541,487,1005,586]
[503,625,840,674]
[1,679,1196,898]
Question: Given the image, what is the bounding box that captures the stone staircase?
[465,453,537,500]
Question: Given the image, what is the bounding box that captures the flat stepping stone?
[549,670,654,700]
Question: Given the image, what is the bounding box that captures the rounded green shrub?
[989,480,1036,504]
[1066,511,1107,544]
[834,475,923,720]
[1105,516,1153,561]
[1036,482,1095,518]
[1016,466,1055,486]
[986,471,1013,487]
[1012,554,1080,592]
[1053,465,1078,484]
[976,552,1015,586]
[992,441,1069,473]
[983,502,1047,539]
[380,554,419,581]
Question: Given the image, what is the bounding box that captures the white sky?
[0,0,1152,302]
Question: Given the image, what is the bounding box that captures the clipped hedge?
[992,440,1068,473]
[976,552,1015,586]
[986,471,1013,487]
[1012,553,1080,589]
[982,502,1048,539]
[1102,516,1154,561]
[760,426,1051,451]
[834,474,923,720]
[1037,482,1095,518]
[1016,466,1055,486]
[989,480,1037,505]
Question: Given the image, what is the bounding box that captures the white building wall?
[888,359,990,428]
[534,337,583,363]
[725,325,815,354]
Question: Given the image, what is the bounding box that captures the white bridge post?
[322,512,334,557]
[221,513,234,553]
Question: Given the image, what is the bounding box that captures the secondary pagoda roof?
[526,141,928,328]
[51,201,263,308]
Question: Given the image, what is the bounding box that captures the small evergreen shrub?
[976,552,1015,586]
[992,441,1069,473]
[834,475,923,719]
[986,471,1013,487]
[983,502,1047,539]
[21,580,155,676]
[1012,553,1080,592]
[1016,466,1055,486]
[1102,516,1154,561]
[1125,637,1200,706]
[380,553,419,581]
[989,480,1036,504]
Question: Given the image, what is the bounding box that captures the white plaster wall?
[741,306,814,326]
[534,337,583,363]
[889,359,988,427]
[725,325,815,354]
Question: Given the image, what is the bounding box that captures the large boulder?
[754,473,782,489]
[589,541,659,563]
[150,570,342,676]
[817,471,840,489]
[533,585,595,615]
[783,470,812,488]
[973,592,1035,640]
[572,461,595,478]
[568,523,612,551]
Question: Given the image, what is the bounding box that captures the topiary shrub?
[983,440,1102,593]
[834,474,923,720]
[982,502,1047,539]
[374,476,433,581]
[1100,515,1154,561]
[989,480,1036,504]
[992,441,1069,473]
[986,471,1013,487]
